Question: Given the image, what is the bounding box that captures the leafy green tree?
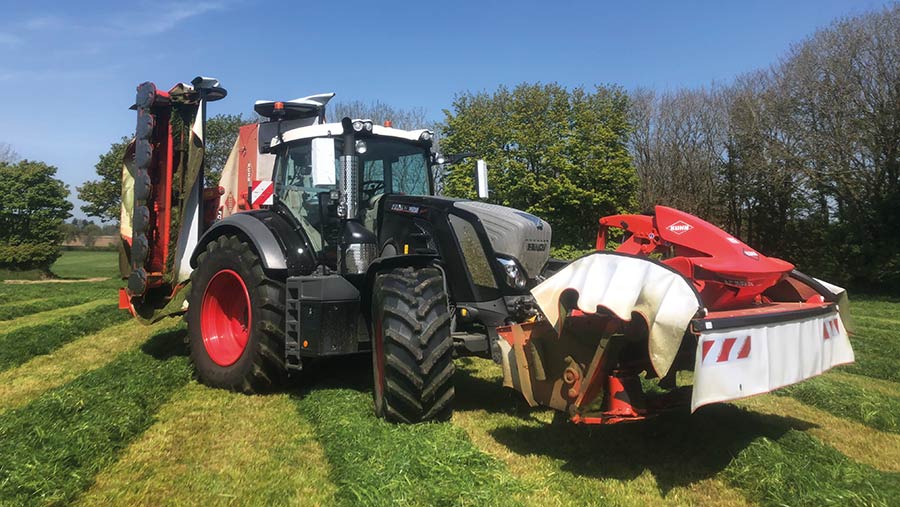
[78,114,248,222]
[77,137,129,222]
[0,160,72,270]
[441,83,637,247]
[203,113,247,183]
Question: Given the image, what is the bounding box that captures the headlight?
[352,120,364,132]
[355,140,367,154]
[497,257,526,289]
[419,131,433,142]
[364,120,373,132]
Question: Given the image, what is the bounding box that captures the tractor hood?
[453,201,551,279]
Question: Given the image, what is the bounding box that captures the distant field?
[0,255,897,506]
[50,250,119,279]
[0,250,118,281]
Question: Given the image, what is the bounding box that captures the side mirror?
[475,159,488,199]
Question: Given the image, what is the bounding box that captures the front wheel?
[186,235,285,393]
[372,267,454,423]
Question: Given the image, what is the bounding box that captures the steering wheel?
[362,180,385,202]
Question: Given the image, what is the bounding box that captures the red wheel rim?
[200,269,252,366]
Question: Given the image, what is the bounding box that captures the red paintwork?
[144,89,173,287]
[200,269,252,366]
[598,206,794,310]
[238,124,258,211]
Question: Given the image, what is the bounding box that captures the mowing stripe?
[0,320,181,414]
[853,314,900,326]
[0,279,119,305]
[828,370,900,398]
[291,361,534,507]
[453,358,752,507]
[0,331,191,507]
[723,430,900,507]
[842,322,900,382]
[0,292,110,321]
[0,302,129,371]
[77,382,337,507]
[737,394,900,472]
[775,374,900,434]
[0,298,107,335]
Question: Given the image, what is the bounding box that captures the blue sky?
[0,0,891,220]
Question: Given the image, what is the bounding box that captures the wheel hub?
[200,269,252,366]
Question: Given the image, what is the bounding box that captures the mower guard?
[690,300,853,411]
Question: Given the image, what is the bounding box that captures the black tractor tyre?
[186,235,285,393]
[371,266,454,423]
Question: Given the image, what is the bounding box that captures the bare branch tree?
[0,143,18,164]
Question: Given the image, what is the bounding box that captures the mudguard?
[190,212,290,271]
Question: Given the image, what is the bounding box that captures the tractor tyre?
[372,266,454,423]
[186,235,285,393]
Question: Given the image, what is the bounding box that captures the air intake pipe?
[338,117,377,275]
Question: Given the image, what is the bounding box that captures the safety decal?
[701,335,751,365]
[823,317,841,340]
[251,180,274,207]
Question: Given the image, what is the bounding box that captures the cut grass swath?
[737,394,900,472]
[842,322,900,382]
[78,383,336,507]
[0,321,182,413]
[0,284,117,321]
[0,299,107,335]
[292,362,529,507]
[724,430,900,507]
[0,330,191,507]
[776,374,900,433]
[454,357,757,507]
[0,278,120,304]
[0,303,129,371]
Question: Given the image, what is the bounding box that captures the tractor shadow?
[452,359,817,495]
[141,327,189,360]
[285,353,374,394]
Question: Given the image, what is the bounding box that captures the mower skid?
[690,302,854,411]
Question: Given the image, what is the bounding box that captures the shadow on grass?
[452,361,818,495]
[141,327,189,360]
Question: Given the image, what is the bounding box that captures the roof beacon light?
[384,120,393,128]
[274,101,284,111]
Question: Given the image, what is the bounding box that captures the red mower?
[497,206,853,424]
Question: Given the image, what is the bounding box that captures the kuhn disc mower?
[497,206,854,424]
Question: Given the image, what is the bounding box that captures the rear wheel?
[372,267,454,423]
[187,235,285,393]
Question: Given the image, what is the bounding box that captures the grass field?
[0,250,898,506]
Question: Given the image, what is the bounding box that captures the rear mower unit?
[497,206,854,424]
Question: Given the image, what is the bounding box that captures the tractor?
[120,77,854,426]
[119,77,551,423]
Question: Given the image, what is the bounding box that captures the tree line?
[4,5,898,292]
[624,5,900,291]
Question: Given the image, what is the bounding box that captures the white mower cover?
[532,253,701,378]
[691,287,854,412]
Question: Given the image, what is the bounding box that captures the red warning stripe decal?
[251,180,274,208]
[823,317,840,340]
[701,335,751,365]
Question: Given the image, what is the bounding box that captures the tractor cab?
[261,105,437,271]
